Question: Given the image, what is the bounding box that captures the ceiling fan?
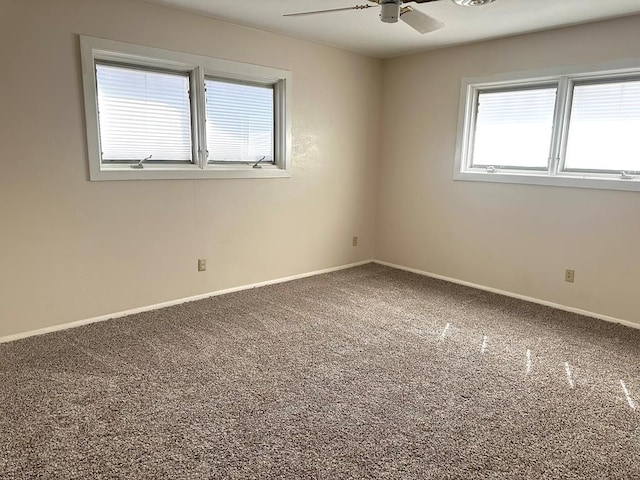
[284,0,495,35]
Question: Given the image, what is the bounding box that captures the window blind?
[205,79,274,163]
[472,87,557,169]
[95,63,192,162]
[564,80,640,172]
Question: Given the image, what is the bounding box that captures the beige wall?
[0,0,381,337]
[377,15,640,324]
[2,0,639,340]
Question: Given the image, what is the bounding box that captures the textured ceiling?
[139,0,640,57]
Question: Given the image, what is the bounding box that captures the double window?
[80,36,291,180]
[455,61,640,191]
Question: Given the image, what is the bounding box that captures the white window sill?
[454,170,640,192]
[91,164,291,181]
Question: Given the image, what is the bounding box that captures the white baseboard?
[374,260,640,331]
[0,259,374,344]
[4,258,637,344]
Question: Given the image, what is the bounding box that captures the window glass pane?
[471,87,557,169]
[205,79,274,163]
[96,64,192,162]
[564,79,640,172]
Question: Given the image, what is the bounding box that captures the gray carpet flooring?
[1,263,640,479]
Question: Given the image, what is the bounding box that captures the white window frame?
[454,58,640,192]
[80,36,292,181]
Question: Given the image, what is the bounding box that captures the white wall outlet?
[352,236,358,247]
[198,259,206,272]
[565,269,575,283]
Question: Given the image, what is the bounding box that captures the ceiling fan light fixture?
[452,0,495,6]
[380,0,401,23]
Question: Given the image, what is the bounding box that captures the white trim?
[0,260,373,344]
[374,260,640,331]
[453,56,640,192]
[5,258,637,344]
[80,35,292,181]
[452,170,640,192]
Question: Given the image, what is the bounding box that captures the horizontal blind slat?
[565,79,640,171]
[96,64,192,161]
[471,87,556,168]
[205,79,274,162]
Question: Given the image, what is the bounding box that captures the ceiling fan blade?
[400,7,444,34]
[403,0,441,3]
[284,5,373,17]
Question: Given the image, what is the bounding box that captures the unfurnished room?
[2,0,640,478]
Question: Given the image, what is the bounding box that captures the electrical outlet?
[565,269,575,283]
[198,259,206,272]
[352,236,358,247]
